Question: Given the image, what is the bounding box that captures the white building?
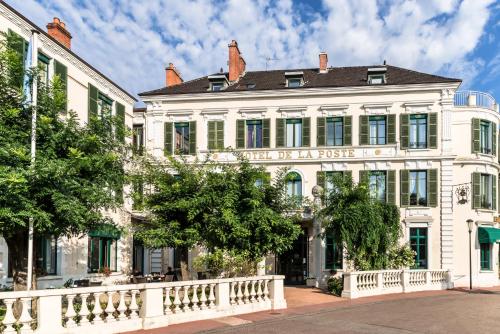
[0,1,136,288]
[134,40,500,288]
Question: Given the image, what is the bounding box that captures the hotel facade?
[0,1,136,288]
[134,40,500,288]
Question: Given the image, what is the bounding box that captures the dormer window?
[208,74,228,92]
[211,82,224,91]
[285,71,304,88]
[367,67,387,85]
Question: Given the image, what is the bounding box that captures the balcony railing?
[454,91,498,112]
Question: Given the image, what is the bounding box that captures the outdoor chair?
[164,274,175,282]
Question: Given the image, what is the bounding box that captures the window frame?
[133,124,144,155]
[369,115,387,145]
[410,227,428,269]
[88,236,118,273]
[369,171,387,203]
[480,243,491,271]
[36,236,57,276]
[210,81,225,91]
[409,170,428,207]
[409,114,428,149]
[286,77,303,88]
[480,120,493,155]
[37,53,50,88]
[368,74,385,84]
[326,117,343,146]
[286,171,302,200]
[325,235,343,270]
[286,118,303,148]
[480,173,493,210]
[246,119,264,149]
[174,122,190,155]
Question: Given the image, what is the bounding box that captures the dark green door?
[277,227,308,285]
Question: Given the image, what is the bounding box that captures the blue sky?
[6,0,500,101]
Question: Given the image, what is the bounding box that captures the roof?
[139,65,461,97]
[1,0,137,102]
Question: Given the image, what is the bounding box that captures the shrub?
[327,276,343,296]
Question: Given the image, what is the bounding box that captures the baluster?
[200,284,208,309]
[181,285,191,312]
[191,284,200,310]
[243,281,250,303]
[256,280,263,302]
[91,293,104,324]
[64,294,77,327]
[18,297,34,333]
[236,281,243,304]
[249,280,256,303]
[208,284,216,308]
[79,293,91,325]
[129,290,140,319]
[172,286,182,313]
[2,298,17,334]
[263,279,269,300]
[164,287,172,314]
[229,282,237,305]
[117,291,127,320]
[105,292,116,322]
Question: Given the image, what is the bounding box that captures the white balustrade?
[342,269,452,299]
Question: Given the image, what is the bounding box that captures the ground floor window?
[36,236,57,276]
[325,235,342,270]
[88,237,118,273]
[410,227,427,269]
[132,239,144,275]
[480,243,491,270]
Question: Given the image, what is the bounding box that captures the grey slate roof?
[139,65,461,97]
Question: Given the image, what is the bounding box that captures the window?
[410,228,427,269]
[247,120,263,148]
[133,125,144,155]
[369,171,387,202]
[480,243,491,270]
[211,82,224,91]
[36,236,57,276]
[410,171,427,206]
[368,74,385,84]
[175,122,190,155]
[287,77,302,88]
[326,117,343,146]
[98,93,113,118]
[325,171,343,195]
[410,114,427,149]
[88,237,118,273]
[37,53,50,88]
[369,116,386,145]
[480,174,493,209]
[325,235,342,270]
[480,120,493,154]
[286,172,302,199]
[286,119,303,147]
[132,239,144,275]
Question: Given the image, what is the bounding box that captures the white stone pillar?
[215,281,231,311]
[341,272,358,299]
[268,276,287,309]
[140,287,169,329]
[37,295,64,334]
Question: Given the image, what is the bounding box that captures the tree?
[0,41,127,290]
[131,153,303,275]
[319,174,412,271]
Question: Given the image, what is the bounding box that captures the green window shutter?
[400,170,410,207]
[472,118,480,153]
[317,171,326,189]
[164,122,173,156]
[492,122,497,157]
[54,60,68,113]
[302,117,310,147]
[359,115,369,146]
[115,102,126,143]
[472,172,481,209]
[317,117,326,147]
[400,114,409,149]
[359,170,369,184]
[88,83,98,122]
[427,169,438,207]
[208,121,216,150]
[236,120,245,149]
[387,114,396,144]
[276,118,285,148]
[343,170,352,180]
[387,170,396,204]
[216,121,224,149]
[189,121,197,155]
[493,174,497,211]
[428,113,438,149]
[343,116,352,146]
[262,119,271,148]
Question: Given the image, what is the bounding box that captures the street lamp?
[466,219,474,290]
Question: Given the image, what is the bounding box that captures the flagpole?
[26,30,39,291]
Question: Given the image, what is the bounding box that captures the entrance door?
[277,227,308,285]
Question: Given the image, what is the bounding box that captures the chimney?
[47,17,72,49]
[319,52,328,73]
[165,63,183,87]
[228,40,245,81]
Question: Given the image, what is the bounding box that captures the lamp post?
[466,219,474,290]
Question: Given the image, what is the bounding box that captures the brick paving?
[123,286,500,334]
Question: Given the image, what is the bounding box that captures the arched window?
[286,171,302,199]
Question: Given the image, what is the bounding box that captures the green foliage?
[327,276,343,296]
[387,244,416,269]
[320,174,403,271]
[131,152,303,263]
[192,249,259,278]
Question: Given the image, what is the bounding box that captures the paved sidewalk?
[124,286,498,334]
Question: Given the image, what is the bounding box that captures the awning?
[89,224,121,239]
[478,227,500,244]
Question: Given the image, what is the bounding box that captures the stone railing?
[342,269,452,299]
[0,275,286,334]
[454,90,498,112]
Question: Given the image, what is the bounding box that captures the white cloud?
[6,0,496,99]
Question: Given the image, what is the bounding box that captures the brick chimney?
[319,52,328,73]
[47,17,72,49]
[228,40,246,82]
[165,63,183,87]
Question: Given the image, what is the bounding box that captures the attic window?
[367,67,387,85]
[208,74,228,92]
[211,82,224,91]
[285,71,304,88]
[246,83,256,89]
